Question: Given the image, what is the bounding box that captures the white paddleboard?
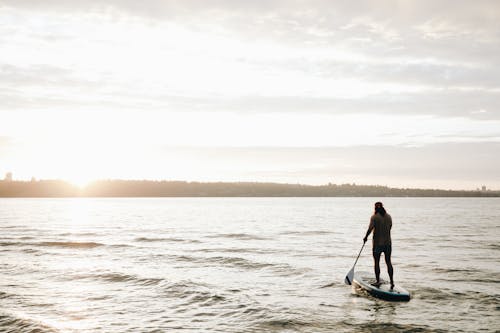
[352,271,410,301]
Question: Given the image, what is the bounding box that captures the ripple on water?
[38,241,104,249]
[431,267,500,284]
[1,197,499,332]
[195,247,279,255]
[0,291,14,299]
[0,312,58,333]
[134,237,201,244]
[413,286,500,309]
[206,233,270,241]
[66,271,165,287]
[279,230,334,236]
[337,320,451,333]
[162,253,308,276]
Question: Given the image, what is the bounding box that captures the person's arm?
[363,218,374,243]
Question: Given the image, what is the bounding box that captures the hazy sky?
[1,0,500,189]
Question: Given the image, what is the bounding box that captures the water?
[1,198,499,332]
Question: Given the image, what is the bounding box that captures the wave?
[444,277,500,284]
[135,237,201,244]
[159,280,223,303]
[319,282,339,289]
[432,267,478,274]
[432,267,500,284]
[0,291,13,299]
[97,273,163,286]
[167,253,302,275]
[0,312,59,333]
[413,286,500,308]
[206,233,269,241]
[252,315,452,333]
[280,230,334,236]
[181,291,227,308]
[57,232,99,237]
[167,253,272,269]
[1,240,130,252]
[22,248,42,256]
[38,241,104,249]
[256,318,311,330]
[0,241,23,247]
[206,256,277,270]
[411,286,454,301]
[95,272,138,283]
[197,247,279,255]
[70,271,164,286]
[450,290,500,308]
[338,321,450,333]
[488,243,500,250]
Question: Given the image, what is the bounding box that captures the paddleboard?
[352,271,410,301]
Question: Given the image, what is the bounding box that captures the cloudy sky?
[1,0,500,189]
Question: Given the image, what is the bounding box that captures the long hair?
[374,202,386,216]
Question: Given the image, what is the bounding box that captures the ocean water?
[0,197,499,332]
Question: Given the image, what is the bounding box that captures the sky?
[1,0,500,190]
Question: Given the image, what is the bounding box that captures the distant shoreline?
[1,180,498,198]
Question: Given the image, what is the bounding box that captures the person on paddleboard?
[363,202,394,288]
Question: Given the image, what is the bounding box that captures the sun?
[67,175,94,189]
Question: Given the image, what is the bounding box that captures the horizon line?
[1,177,497,193]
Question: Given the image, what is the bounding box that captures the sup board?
[352,271,410,302]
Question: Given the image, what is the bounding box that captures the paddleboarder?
[363,202,394,288]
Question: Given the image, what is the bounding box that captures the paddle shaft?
[352,242,365,268]
[344,242,366,285]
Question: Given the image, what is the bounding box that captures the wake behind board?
[352,271,410,302]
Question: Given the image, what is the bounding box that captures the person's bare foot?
[390,282,395,289]
[371,281,381,287]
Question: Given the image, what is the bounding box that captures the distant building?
[481,186,487,192]
[4,172,12,181]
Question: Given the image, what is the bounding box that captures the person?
[363,202,394,288]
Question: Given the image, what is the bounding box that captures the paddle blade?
[344,267,354,285]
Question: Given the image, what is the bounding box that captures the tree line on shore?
[0,179,498,197]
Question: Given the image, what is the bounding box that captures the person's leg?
[373,248,381,285]
[384,246,394,288]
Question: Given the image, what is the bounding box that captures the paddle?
[344,241,365,285]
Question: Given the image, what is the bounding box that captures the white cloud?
[1,2,499,116]
[1,1,500,187]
